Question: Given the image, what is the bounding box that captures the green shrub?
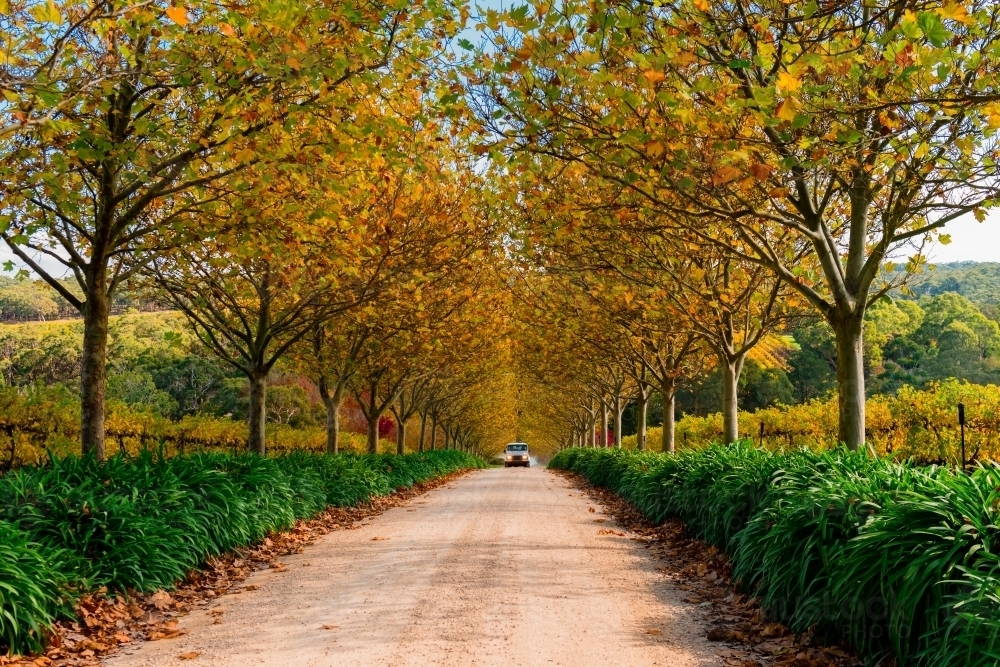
[0,523,75,655]
[0,449,484,655]
[550,446,1000,667]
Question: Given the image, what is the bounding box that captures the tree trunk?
[396,414,406,456]
[328,397,340,455]
[661,379,676,454]
[833,315,866,450]
[80,284,110,460]
[637,391,648,451]
[443,427,450,450]
[601,398,609,447]
[613,395,623,447]
[720,356,744,445]
[589,413,597,447]
[248,371,267,456]
[318,375,344,455]
[367,412,379,455]
[418,411,428,453]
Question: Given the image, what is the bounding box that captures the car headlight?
[506,455,512,460]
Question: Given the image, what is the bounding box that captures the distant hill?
[906,261,1000,305]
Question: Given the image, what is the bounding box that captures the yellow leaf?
[166,6,189,26]
[30,0,60,22]
[0,0,10,14]
[693,0,710,10]
[776,71,801,94]
[938,2,971,24]
[644,140,664,158]
[984,103,1000,129]
[775,96,801,122]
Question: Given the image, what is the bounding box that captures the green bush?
[549,446,1000,667]
[0,449,484,655]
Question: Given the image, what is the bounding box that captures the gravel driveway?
[106,467,721,667]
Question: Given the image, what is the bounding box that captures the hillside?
[906,261,1000,305]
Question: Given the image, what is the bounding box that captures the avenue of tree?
[4,0,1000,457]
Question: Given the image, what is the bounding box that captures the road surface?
[107,467,721,667]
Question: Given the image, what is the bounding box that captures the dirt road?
[107,467,721,667]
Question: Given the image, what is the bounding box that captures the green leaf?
[457,38,475,51]
[728,59,751,69]
[917,12,952,48]
[509,5,529,23]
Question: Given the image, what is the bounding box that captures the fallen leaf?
[320,624,340,630]
[244,585,259,591]
[645,628,662,635]
[179,652,200,660]
[149,590,173,611]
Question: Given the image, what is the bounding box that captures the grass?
[549,445,1000,667]
[0,449,484,654]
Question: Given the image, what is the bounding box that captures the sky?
[926,210,1000,264]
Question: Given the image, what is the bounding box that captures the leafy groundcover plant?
[550,445,1000,667]
[0,449,484,654]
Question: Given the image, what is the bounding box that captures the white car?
[504,442,531,468]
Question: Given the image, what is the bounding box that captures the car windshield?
[507,444,528,451]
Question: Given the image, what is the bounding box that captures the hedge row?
[620,379,1000,464]
[0,386,387,470]
[549,445,1000,667]
[0,449,485,654]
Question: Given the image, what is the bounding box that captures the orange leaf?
[165,5,189,26]
[712,165,742,186]
[749,163,773,181]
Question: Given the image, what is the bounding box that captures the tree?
[151,163,370,454]
[1,0,450,458]
[474,0,1000,449]
[0,0,132,142]
[306,319,370,454]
